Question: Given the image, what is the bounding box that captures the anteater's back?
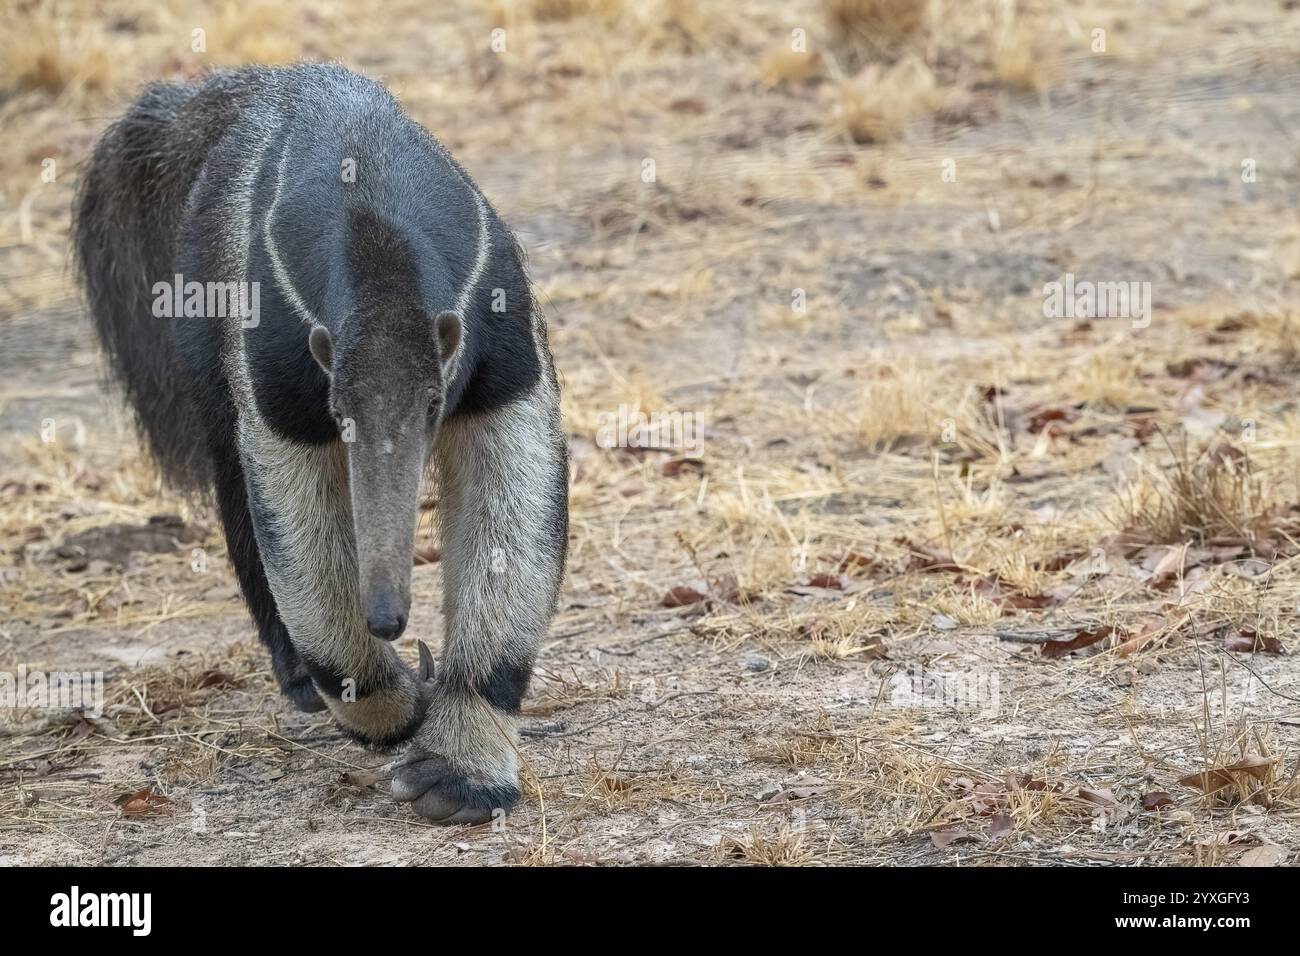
[73,67,340,487]
[74,65,488,492]
[73,71,263,492]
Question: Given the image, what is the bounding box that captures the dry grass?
[1238,309,1300,368]
[0,1,122,97]
[3,0,1300,865]
[822,0,930,68]
[1115,438,1286,547]
[829,54,941,144]
[204,1,304,66]
[855,361,943,446]
[757,47,824,88]
[482,0,624,27]
[992,21,1052,92]
[531,0,623,22]
[721,821,815,865]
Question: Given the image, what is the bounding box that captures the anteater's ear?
[308,324,334,374]
[435,310,463,368]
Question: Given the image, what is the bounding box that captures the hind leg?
[212,447,325,713]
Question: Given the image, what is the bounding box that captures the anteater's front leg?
[240,422,426,746]
[392,385,569,824]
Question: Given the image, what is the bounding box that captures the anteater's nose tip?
[367,611,407,640]
[366,593,408,640]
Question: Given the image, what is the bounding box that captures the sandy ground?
[2,0,1300,865]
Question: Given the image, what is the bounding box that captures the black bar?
[0,866,1274,940]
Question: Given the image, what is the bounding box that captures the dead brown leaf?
[896,536,961,573]
[1040,625,1114,659]
[114,785,174,817]
[988,812,1015,837]
[662,582,709,607]
[1141,790,1175,811]
[1223,628,1285,655]
[930,826,977,849]
[196,669,241,690]
[661,456,706,478]
[1178,755,1278,793]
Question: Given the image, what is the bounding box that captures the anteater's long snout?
[348,421,425,642]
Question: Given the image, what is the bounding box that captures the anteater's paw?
[283,673,327,713]
[391,753,519,825]
[272,652,328,713]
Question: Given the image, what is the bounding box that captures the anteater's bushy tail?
[73,81,213,493]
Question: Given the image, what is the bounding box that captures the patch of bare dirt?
[2,0,1300,865]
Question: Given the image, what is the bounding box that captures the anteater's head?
[307,292,462,642]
